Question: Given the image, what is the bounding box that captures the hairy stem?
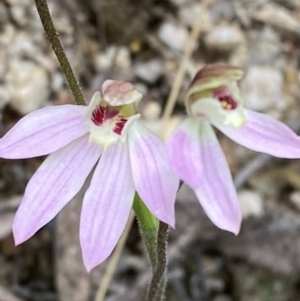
[146,221,169,301]
[133,194,159,270]
[34,0,86,106]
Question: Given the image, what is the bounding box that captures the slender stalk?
[160,0,210,139]
[146,222,169,301]
[34,0,86,106]
[133,194,159,270]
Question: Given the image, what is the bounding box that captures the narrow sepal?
[194,120,242,234]
[167,118,203,189]
[128,122,179,227]
[218,109,300,158]
[13,135,101,245]
[80,140,135,272]
[0,105,88,159]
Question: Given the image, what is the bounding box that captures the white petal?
[0,105,88,159]
[80,140,135,271]
[217,109,300,158]
[13,135,101,244]
[128,121,179,227]
[166,118,203,188]
[193,120,242,234]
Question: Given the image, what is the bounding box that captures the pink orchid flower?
[0,80,179,271]
[167,64,300,234]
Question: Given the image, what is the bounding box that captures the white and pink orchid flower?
[0,80,179,271]
[167,64,300,234]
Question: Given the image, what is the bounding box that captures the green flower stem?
[133,194,159,270]
[34,0,86,106]
[146,221,169,301]
[133,195,169,300]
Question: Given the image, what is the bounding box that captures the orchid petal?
[0,105,88,159]
[80,140,135,272]
[13,135,101,245]
[217,109,300,158]
[194,120,242,234]
[102,80,142,106]
[166,118,203,189]
[128,121,179,227]
[188,64,244,96]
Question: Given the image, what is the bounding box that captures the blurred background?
[1,0,300,300]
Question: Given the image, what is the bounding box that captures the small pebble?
[51,72,65,92]
[240,66,285,112]
[94,48,116,71]
[248,27,281,65]
[8,31,38,57]
[142,101,161,120]
[238,190,264,218]
[179,3,210,28]
[289,191,300,210]
[158,22,189,51]
[133,82,148,96]
[210,0,235,22]
[0,212,14,239]
[115,47,131,69]
[6,60,50,114]
[94,46,131,71]
[250,3,300,35]
[134,59,164,84]
[11,5,28,27]
[204,25,245,52]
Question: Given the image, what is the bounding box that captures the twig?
[161,0,211,137]
[34,0,85,106]
[146,222,169,301]
[234,154,272,189]
[126,223,198,301]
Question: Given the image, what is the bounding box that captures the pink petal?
[0,105,88,159]
[194,120,242,234]
[217,109,300,158]
[128,122,179,227]
[167,119,203,189]
[13,135,101,245]
[80,140,135,272]
[102,80,142,106]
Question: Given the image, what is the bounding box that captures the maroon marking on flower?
[113,117,128,135]
[213,88,237,110]
[91,105,105,126]
[91,105,119,126]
